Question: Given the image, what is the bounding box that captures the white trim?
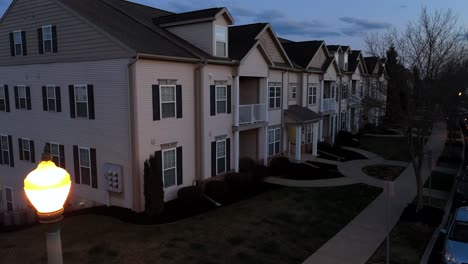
[215,85,227,114]
[17,85,27,109]
[49,142,62,166]
[42,25,53,53]
[0,134,10,166]
[268,85,281,109]
[214,25,228,57]
[5,186,13,212]
[291,85,297,100]
[20,137,31,162]
[78,147,91,185]
[46,85,56,111]
[13,30,23,56]
[268,127,281,156]
[215,139,226,175]
[162,148,177,189]
[159,84,176,119]
[74,84,88,118]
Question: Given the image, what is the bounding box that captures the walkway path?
[303,121,447,264]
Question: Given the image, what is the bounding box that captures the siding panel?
[167,22,213,55]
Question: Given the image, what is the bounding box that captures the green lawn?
[362,165,406,181]
[0,184,381,264]
[424,171,455,192]
[359,136,412,162]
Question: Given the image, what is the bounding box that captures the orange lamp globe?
[24,161,71,214]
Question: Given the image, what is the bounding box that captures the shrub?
[269,156,291,176]
[239,157,258,173]
[317,141,334,151]
[178,186,204,210]
[144,153,164,218]
[226,172,255,199]
[204,180,230,204]
[335,130,355,147]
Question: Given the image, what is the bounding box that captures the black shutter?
[90,148,97,188]
[73,145,80,184]
[211,141,216,176]
[227,85,232,114]
[14,86,19,109]
[8,136,14,167]
[21,31,27,56]
[30,140,35,163]
[52,26,58,53]
[18,138,23,160]
[176,85,182,119]
[9,32,14,56]
[4,85,10,112]
[42,86,48,111]
[69,85,75,118]
[226,138,231,171]
[55,86,61,112]
[59,144,65,168]
[210,85,215,116]
[26,86,31,110]
[87,85,95,119]
[152,85,160,121]
[177,146,183,185]
[37,28,44,54]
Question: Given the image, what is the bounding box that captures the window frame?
[0,85,5,112]
[21,138,31,162]
[78,147,91,186]
[269,86,281,109]
[46,85,56,112]
[162,148,177,189]
[268,127,281,157]
[17,85,27,109]
[42,25,53,53]
[1,135,10,166]
[215,85,227,114]
[305,124,313,144]
[49,142,61,167]
[159,85,176,119]
[74,85,88,118]
[5,187,13,212]
[215,25,228,57]
[291,85,297,100]
[307,86,317,105]
[216,139,227,175]
[13,30,23,56]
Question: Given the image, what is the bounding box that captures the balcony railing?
[239,104,267,125]
[322,98,336,112]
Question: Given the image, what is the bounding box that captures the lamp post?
[24,154,71,264]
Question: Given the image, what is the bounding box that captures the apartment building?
[363,56,387,126]
[0,0,387,220]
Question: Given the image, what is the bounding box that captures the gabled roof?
[340,45,350,53]
[281,41,324,68]
[285,105,322,124]
[327,45,341,53]
[228,23,268,60]
[278,37,294,44]
[364,56,380,75]
[348,50,361,73]
[154,7,234,27]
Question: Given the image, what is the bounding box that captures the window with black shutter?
[153,84,182,120]
[43,85,60,112]
[15,86,30,110]
[162,148,177,188]
[18,138,35,163]
[0,85,10,112]
[10,30,26,56]
[69,84,94,119]
[47,142,65,168]
[74,146,96,188]
[0,135,13,167]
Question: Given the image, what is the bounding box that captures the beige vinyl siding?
[309,46,327,69]
[202,65,234,179]
[287,72,299,106]
[324,63,338,81]
[258,31,285,64]
[167,22,213,55]
[0,0,132,66]
[267,70,283,126]
[238,47,269,77]
[305,73,321,113]
[0,58,133,210]
[134,59,196,203]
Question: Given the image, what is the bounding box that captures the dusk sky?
[1,0,467,52]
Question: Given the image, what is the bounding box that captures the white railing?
[238,104,267,125]
[321,98,336,112]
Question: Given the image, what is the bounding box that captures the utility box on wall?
[103,163,123,193]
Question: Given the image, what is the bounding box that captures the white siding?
[0,58,133,210]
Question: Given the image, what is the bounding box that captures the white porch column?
[312,122,319,156]
[295,125,302,161]
[234,76,240,172]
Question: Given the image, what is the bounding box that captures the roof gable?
[155,7,234,27]
[282,40,323,69]
[256,25,293,67]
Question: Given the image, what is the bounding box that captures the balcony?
[238,104,267,125]
[322,98,336,112]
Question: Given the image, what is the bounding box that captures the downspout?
[194,59,208,183]
[127,55,140,212]
[282,70,288,156]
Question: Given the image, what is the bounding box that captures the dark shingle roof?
[278,37,293,43]
[228,23,267,60]
[155,7,224,25]
[327,45,340,53]
[364,56,380,74]
[285,105,322,124]
[348,50,361,73]
[281,41,323,68]
[341,45,350,52]
[322,57,335,72]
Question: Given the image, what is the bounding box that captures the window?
[162,148,177,188]
[342,84,348,100]
[0,86,5,111]
[305,124,313,144]
[17,86,27,109]
[49,143,65,168]
[291,85,297,100]
[1,135,10,166]
[78,148,91,185]
[216,140,226,175]
[5,187,13,212]
[351,80,357,94]
[341,112,347,130]
[215,85,227,114]
[13,31,23,56]
[74,85,88,118]
[215,26,227,57]
[160,85,176,118]
[268,128,281,156]
[307,86,317,105]
[42,26,53,53]
[20,138,31,162]
[47,86,56,112]
[269,86,281,109]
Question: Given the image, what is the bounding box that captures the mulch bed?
[279,162,344,180]
[362,165,406,181]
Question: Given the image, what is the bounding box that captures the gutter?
[194,59,208,182]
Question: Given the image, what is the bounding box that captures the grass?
[362,165,406,181]
[424,171,455,192]
[0,184,381,264]
[359,136,412,162]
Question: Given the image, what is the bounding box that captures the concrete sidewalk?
[303,121,447,264]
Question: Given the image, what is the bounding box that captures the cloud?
[339,17,392,36]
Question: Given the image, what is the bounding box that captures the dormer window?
[215,26,227,57]
[344,53,348,71]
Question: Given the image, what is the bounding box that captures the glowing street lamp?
[24,154,71,264]
[458,91,463,97]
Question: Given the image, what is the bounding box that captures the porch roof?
[284,105,322,124]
